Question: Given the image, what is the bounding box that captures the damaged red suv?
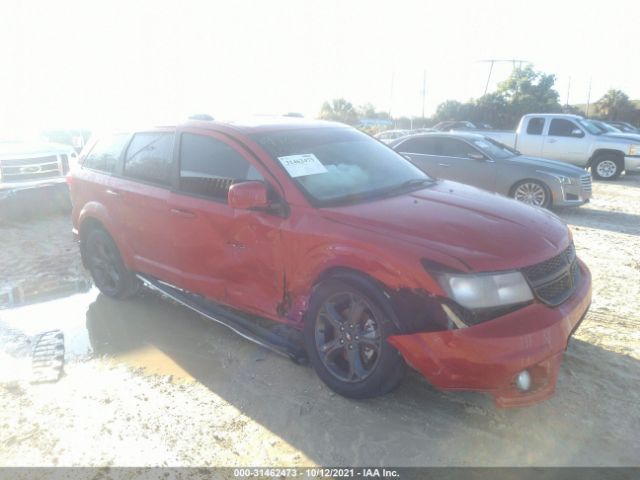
[69,118,591,407]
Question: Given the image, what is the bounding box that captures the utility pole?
[479,59,530,96]
[421,70,426,120]
[585,77,592,118]
[388,70,395,123]
[565,76,571,107]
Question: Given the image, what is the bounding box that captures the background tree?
[319,98,358,125]
[594,89,636,121]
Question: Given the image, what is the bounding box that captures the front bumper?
[387,259,591,407]
[624,155,640,173]
[552,180,592,207]
[0,177,67,200]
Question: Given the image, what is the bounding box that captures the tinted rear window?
[123,132,175,185]
[83,134,130,173]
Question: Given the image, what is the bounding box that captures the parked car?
[433,121,493,131]
[374,129,411,144]
[391,133,592,208]
[69,118,591,407]
[607,121,639,134]
[589,120,620,134]
[480,114,640,180]
[0,138,77,202]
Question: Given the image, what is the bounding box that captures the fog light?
[515,370,532,392]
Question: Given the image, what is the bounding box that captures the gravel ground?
[0,176,639,467]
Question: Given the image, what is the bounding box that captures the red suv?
[69,118,591,407]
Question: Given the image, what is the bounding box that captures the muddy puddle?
[0,277,238,382]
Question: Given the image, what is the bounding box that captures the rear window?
[526,118,545,135]
[123,132,175,186]
[397,137,440,155]
[83,134,130,173]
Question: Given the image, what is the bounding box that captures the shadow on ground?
[74,291,639,466]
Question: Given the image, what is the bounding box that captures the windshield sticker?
[277,153,328,178]
[473,140,491,149]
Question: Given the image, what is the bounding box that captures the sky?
[1,0,639,136]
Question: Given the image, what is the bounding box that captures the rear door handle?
[105,189,121,197]
[548,138,557,144]
[170,208,196,218]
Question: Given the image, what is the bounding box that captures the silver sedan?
[390,132,592,208]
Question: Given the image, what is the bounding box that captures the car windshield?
[252,127,434,206]
[576,119,604,135]
[470,137,518,160]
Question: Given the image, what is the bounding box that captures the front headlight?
[551,174,576,185]
[629,145,640,156]
[435,271,533,310]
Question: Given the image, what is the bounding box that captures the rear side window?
[123,132,174,186]
[438,138,476,158]
[526,118,545,135]
[398,137,440,155]
[83,134,130,173]
[179,133,263,201]
[549,119,580,137]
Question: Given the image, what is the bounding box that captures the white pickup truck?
[480,114,640,180]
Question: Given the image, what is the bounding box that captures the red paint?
[70,118,591,406]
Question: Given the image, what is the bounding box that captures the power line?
[478,59,531,95]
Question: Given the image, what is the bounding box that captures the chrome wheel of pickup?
[592,154,622,180]
[595,160,617,178]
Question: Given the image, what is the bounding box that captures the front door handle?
[548,138,558,144]
[170,208,196,218]
[105,189,120,197]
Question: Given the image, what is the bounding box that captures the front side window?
[252,127,432,206]
[179,133,263,201]
[549,119,582,137]
[438,138,477,158]
[123,132,175,185]
[83,134,130,173]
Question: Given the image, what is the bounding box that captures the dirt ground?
[1,176,639,467]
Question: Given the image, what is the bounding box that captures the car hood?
[0,141,74,157]
[509,155,587,176]
[322,181,570,272]
[599,133,640,143]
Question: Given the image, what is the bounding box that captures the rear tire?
[85,229,139,299]
[303,279,406,398]
[592,154,622,180]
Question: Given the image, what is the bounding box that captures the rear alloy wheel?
[512,180,551,208]
[304,280,405,398]
[592,155,622,180]
[85,229,139,299]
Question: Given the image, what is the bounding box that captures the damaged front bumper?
[387,260,591,407]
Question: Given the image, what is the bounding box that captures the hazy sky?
[1,0,638,134]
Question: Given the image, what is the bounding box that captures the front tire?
[511,180,552,208]
[85,229,139,299]
[303,279,406,398]
[592,154,622,180]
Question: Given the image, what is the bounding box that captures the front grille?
[0,155,62,182]
[521,243,579,306]
[60,154,69,174]
[580,174,592,194]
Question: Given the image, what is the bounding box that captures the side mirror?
[571,128,584,138]
[468,152,485,160]
[228,181,269,210]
